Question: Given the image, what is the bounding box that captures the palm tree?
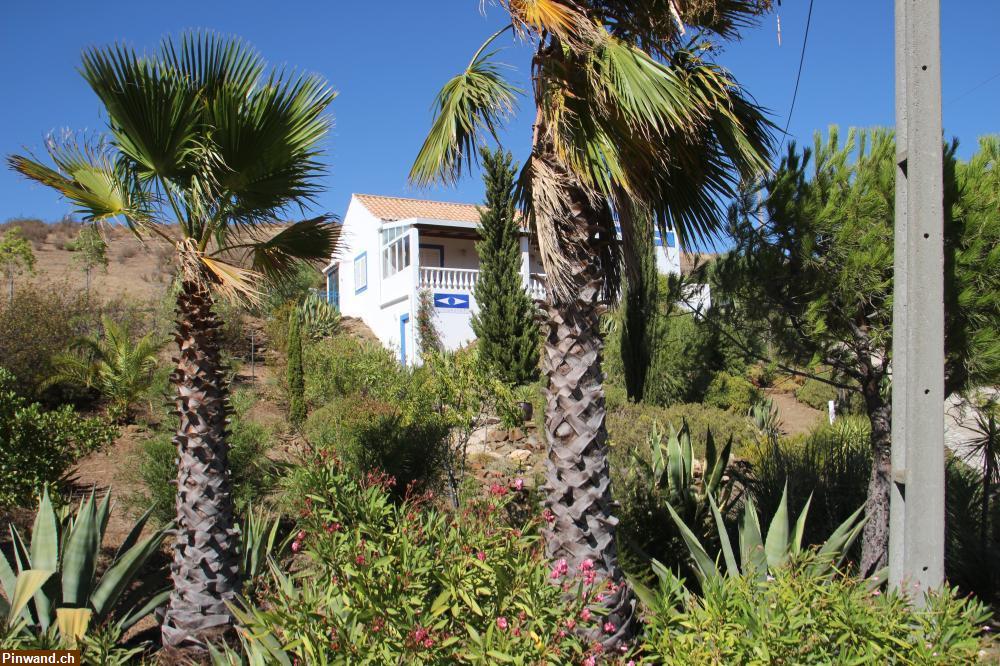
[9,33,339,652]
[46,315,163,422]
[411,0,773,646]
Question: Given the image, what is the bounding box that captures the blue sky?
[1,1,997,230]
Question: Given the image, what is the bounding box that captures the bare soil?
[766,388,826,437]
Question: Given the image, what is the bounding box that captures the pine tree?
[287,307,306,426]
[620,211,659,401]
[471,148,539,384]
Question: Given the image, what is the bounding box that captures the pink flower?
[477,551,487,562]
[603,621,616,634]
[297,530,307,541]
[423,638,434,648]
[558,629,567,638]
[355,554,366,566]
[579,559,595,572]
[584,570,597,585]
[565,618,576,630]
[489,483,509,497]
[513,478,525,491]
[496,616,509,631]
[291,541,301,553]
[580,608,592,622]
[583,657,596,666]
[543,509,555,523]
[326,522,341,533]
[551,559,569,579]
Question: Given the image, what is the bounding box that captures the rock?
[509,449,532,463]
[508,427,525,442]
[487,429,508,444]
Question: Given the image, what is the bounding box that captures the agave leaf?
[764,483,791,569]
[626,574,660,611]
[8,570,53,627]
[96,490,112,543]
[705,435,733,497]
[680,421,694,490]
[666,423,685,493]
[704,428,717,481]
[708,495,739,577]
[116,587,170,633]
[0,532,20,602]
[664,502,719,585]
[740,496,767,576]
[56,607,92,647]
[791,493,814,555]
[649,423,665,486]
[61,493,100,607]
[91,526,167,618]
[29,489,60,631]
[111,505,156,564]
[10,525,30,573]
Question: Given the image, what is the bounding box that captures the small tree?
[471,148,538,385]
[0,227,36,300]
[287,307,306,427]
[416,289,442,358]
[66,224,108,295]
[712,128,1000,575]
[619,211,659,401]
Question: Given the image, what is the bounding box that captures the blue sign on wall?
[434,293,470,309]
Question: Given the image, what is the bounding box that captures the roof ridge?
[354,193,480,208]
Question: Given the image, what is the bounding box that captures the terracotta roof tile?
[354,193,481,223]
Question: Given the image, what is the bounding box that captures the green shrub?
[642,313,719,407]
[303,394,449,499]
[747,416,872,549]
[239,457,608,665]
[0,369,118,508]
[638,558,993,664]
[130,387,278,523]
[703,371,761,414]
[0,286,91,398]
[608,401,754,460]
[303,335,403,408]
[287,308,306,426]
[945,458,1000,605]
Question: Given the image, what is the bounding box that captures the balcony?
[418,266,547,300]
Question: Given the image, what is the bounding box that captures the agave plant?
[0,489,169,646]
[665,484,867,587]
[299,292,340,341]
[632,421,737,528]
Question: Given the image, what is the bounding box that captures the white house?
[323,194,682,364]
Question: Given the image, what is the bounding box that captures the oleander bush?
[303,334,404,408]
[637,557,994,665]
[230,455,631,665]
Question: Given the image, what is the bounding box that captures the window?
[354,252,368,294]
[381,226,411,278]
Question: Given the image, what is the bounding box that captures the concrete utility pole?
[889,0,945,599]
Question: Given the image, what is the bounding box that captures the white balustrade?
[418,266,547,300]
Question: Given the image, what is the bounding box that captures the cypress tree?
[620,212,660,401]
[287,306,306,426]
[471,148,539,384]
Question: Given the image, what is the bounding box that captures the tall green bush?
[620,212,659,402]
[470,148,538,385]
[642,313,719,407]
[703,371,761,414]
[287,308,306,426]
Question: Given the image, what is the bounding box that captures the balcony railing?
[418,267,547,300]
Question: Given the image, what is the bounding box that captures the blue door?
[399,314,409,365]
[326,269,340,309]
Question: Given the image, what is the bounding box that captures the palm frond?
[239,216,342,282]
[500,0,597,45]
[410,27,521,187]
[8,138,154,230]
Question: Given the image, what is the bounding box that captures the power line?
[778,0,816,155]
[947,70,1000,105]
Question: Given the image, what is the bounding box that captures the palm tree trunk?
[540,191,636,649]
[860,382,891,576]
[161,279,241,651]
